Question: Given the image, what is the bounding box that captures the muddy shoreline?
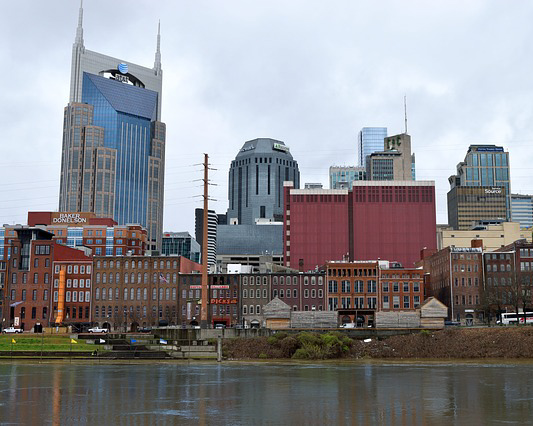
[223,327,533,360]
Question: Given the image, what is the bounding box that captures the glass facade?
[358,127,387,167]
[82,73,156,227]
[329,166,366,189]
[161,233,201,263]
[450,145,511,222]
[511,194,533,229]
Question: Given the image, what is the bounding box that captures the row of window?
[273,288,324,299]
[11,272,50,284]
[212,305,238,315]
[52,291,91,303]
[53,264,91,274]
[94,287,177,302]
[10,289,49,301]
[454,277,479,286]
[453,264,479,272]
[18,306,48,320]
[486,264,511,272]
[94,304,165,319]
[95,259,177,270]
[13,257,51,270]
[329,268,377,278]
[454,294,480,306]
[383,295,420,309]
[329,297,377,310]
[95,272,176,284]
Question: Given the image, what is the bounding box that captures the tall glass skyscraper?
[357,127,388,167]
[448,145,511,228]
[59,3,165,250]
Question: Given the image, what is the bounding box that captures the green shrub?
[420,329,431,337]
[292,348,310,359]
[280,335,300,357]
[297,332,321,347]
[267,336,278,345]
[259,353,268,359]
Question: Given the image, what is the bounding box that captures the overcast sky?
[2,0,533,233]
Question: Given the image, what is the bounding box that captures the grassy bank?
[0,335,95,352]
[223,327,533,360]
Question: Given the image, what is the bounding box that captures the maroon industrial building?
[283,181,437,271]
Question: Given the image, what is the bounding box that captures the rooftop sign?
[273,143,289,152]
[51,213,89,225]
[476,147,504,152]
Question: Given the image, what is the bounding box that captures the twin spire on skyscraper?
[74,0,161,71]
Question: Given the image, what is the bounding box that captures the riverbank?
[223,327,533,360]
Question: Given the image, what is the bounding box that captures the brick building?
[484,239,533,317]
[4,228,54,331]
[423,243,483,323]
[270,272,326,312]
[51,244,93,329]
[178,274,240,327]
[26,211,148,256]
[283,181,437,272]
[91,256,200,331]
[324,261,424,326]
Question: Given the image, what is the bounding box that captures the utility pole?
[201,154,209,329]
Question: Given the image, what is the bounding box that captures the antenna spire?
[75,0,84,46]
[154,20,162,71]
[404,95,408,134]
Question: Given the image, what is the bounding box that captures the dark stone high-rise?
[227,138,300,225]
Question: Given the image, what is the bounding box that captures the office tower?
[227,138,299,225]
[447,187,507,230]
[367,133,413,181]
[58,2,165,250]
[161,232,201,263]
[329,166,366,189]
[511,194,533,229]
[358,127,388,167]
[447,145,511,228]
[195,209,218,266]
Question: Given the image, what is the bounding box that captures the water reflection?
[0,362,532,425]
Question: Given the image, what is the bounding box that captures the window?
[403,296,410,309]
[341,280,350,293]
[393,296,400,309]
[383,295,390,309]
[328,280,338,293]
[32,290,37,301]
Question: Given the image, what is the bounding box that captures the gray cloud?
[1,0,532,233]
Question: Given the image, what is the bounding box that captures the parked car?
[88,327,109,333]
[2,326,23,334]
[138,327,152,333]
[340,323,356,328]
[215,324,226,329]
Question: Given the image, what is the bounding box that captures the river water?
[0,361,532,425]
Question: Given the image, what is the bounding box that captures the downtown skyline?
[2,1,533,233]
